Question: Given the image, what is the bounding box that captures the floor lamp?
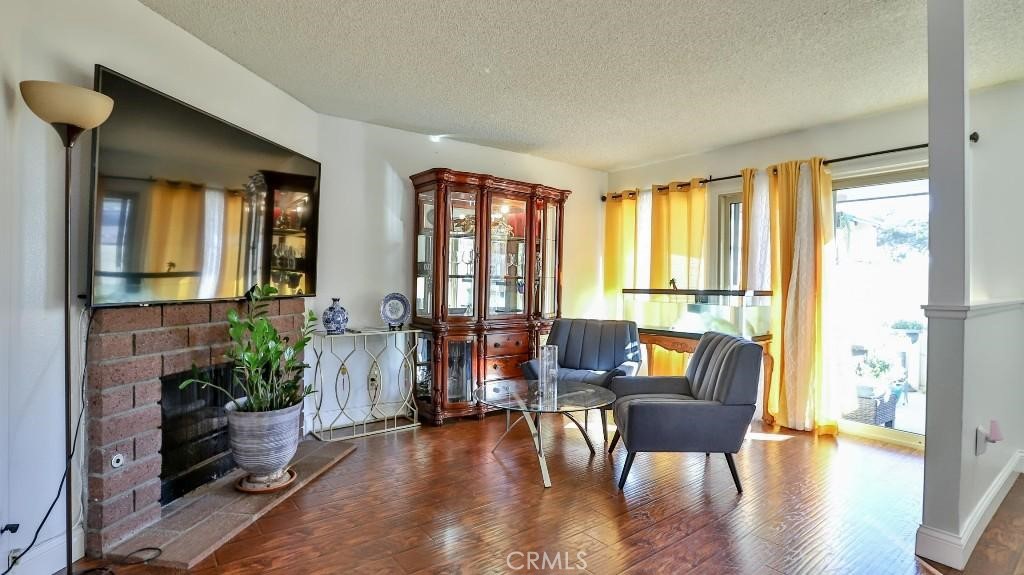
[18,81,112,574]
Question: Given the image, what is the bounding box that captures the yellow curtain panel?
[603,190,638,319]
[740,168,756,290]
[217,192,245,298]
[765,158,837,434]
[143,181,204,301]
[649,178,707,376]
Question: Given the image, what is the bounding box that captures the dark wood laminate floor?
[78,415,929,575]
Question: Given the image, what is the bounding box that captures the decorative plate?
[380,292,411,328]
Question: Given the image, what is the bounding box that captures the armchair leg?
[618,451,636,490]
[600,410,608,444]
[724,453,742,493]
[608,430,620,453]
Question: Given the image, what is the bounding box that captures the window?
[100,195,133,272]
[718,192,743,290]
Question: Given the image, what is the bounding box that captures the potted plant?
[182,284,317,491]
[891,319,924,343]
[854,355,892,398]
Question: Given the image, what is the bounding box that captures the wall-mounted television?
[89,66,320,307]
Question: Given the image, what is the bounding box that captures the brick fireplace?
[85,298,307,556]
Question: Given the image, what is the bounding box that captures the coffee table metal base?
[490,409,596,488]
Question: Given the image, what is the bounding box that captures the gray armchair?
[607,332,762,492]
[521,319,641,443]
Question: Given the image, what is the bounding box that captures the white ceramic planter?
[225,398,302,484]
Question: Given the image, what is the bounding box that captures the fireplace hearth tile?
[108,527,179,559]
[159,490,244,531]
[156,511,252,568]
[106,439,356,569]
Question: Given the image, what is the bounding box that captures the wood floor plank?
[76,416,928,575]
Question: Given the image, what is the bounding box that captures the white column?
[927,0,970,306]
[917,0,972,569]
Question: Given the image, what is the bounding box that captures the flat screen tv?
[89,66,320,307]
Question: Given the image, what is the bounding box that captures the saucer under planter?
[236,468,298,494]
[225,398,303,492]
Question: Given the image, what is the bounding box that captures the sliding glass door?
[831,174,928,436]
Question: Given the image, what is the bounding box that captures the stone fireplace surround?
[84,297,307,556]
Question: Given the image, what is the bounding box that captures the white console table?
[309,327,421,441]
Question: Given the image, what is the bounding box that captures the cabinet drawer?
[485,354,529,381]
[485,332,529,357]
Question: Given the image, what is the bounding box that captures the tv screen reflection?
[91,68,319,306]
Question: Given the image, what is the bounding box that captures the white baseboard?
[916,449,1023,570]
[6,525,83,575]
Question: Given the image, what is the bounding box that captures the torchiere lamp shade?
[19,80,113,130]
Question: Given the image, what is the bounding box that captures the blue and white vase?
[322,298,348,334]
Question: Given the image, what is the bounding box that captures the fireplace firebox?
[160,363,243,505]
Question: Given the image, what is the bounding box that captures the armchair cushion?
[559,368,623,387]
[609,375,692,398]
[520,358,540,379]
[615,398,754,453]
[520,359,624,387]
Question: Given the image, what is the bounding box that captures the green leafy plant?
[855,355,892,380]
[180,284,317,412]
[891,319,924,331]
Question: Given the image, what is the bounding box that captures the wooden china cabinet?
[410,168,570,425]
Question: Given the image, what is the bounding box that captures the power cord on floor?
[79,547,163,575]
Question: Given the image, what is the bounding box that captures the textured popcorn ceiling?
[139,0,1024,171]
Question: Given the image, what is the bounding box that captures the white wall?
[0,3,606,574]
[609,103,928,194]
[314,115,607,326]
[968,81,1024,304]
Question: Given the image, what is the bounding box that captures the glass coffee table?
[476,379,616,488]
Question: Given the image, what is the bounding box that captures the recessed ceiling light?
[428,134,446,143]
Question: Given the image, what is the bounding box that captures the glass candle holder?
[539,345,558,405]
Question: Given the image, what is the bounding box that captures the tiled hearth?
[106,439,355,569]
[85,298,307,556]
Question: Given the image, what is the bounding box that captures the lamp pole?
[59,123,83,574]
[18,81,111,575]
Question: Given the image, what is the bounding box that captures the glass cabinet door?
[446,339,475,403]
[414,332,433,402]
[265,172,317,297]
[487,195,528,316]
[446,190,477,318]
[535,199,560,318]
[415,190,435,318]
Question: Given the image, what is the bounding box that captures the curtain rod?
[605,142,931,199]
